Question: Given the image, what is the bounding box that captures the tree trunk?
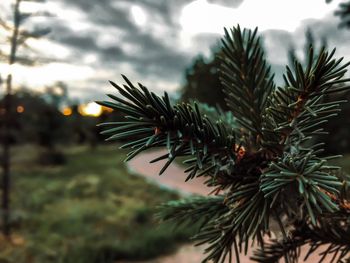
[2,77,11,237]
[1,0,21,237]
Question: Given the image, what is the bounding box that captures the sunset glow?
[78,102,103,117]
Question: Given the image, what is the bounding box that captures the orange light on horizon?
[78,102,103,117]
[17,105,24,113]
[101,105,113,113]
[62,107,72,116]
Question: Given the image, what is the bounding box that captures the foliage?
[1,145,194,263]
[0,89,113,155]
[180,51,228,110]
[99,25,350,262]
[329,0,350,29]
[288,28,350,155]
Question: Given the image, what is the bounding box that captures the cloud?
[5,0,349,102]
[258,13,350,86]
[192,33,222,54]
[295,14,350,58]
[262,29,294,65]
[44,0,195,95]
[207,0,244,7]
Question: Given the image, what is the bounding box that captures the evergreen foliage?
[288,29,350,155]
[180,51,228,110]
[327,0,350,29]
[335,1,350,29]
[98,25,350,262]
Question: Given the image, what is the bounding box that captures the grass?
[4,146,350,263]
[2,144,196,263]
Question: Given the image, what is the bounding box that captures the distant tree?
[327,0,350,29]
[0,89,66,144]
[180,49,229,110]
[0,0,50,236]
[43,81,68,108]
[36,85,68,165]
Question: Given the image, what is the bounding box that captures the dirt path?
[124,150,336,263]
[127,150,212,196]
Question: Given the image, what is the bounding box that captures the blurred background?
[0,0,350,262]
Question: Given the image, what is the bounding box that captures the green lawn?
[3,144,195,263]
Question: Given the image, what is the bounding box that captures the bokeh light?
[62,107,72,116]
[16,105,24,113]
[78,102,103,117]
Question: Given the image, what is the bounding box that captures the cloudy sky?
[0,0,349,102]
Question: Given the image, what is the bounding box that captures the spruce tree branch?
[189,182,271,263]
[262,47,350,154]
[157,195,227,228]
[252,217,350,263]
[97,76,238,181]
[220,25,275,150]
[251,237,305,263]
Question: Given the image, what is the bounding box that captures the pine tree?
[180,50,228,110]
[327,0,350,29]
[97,25,350,262]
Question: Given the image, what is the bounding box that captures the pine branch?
[251,237,305,263]
[193,101,239,131]
[260,149,343,225]
[157,195,227,228]
[261,47,350,153]
[97,76,238,181]
[193,188,269,263]
[252,217,350,263]
[220,25,275,150]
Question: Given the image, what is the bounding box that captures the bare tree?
[0,0,50,236]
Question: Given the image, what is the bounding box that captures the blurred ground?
[5,145,194,262]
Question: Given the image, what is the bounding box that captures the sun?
[78,102,103,117]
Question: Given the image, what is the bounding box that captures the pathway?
[123,150,337,263]
[127,150,212,196]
